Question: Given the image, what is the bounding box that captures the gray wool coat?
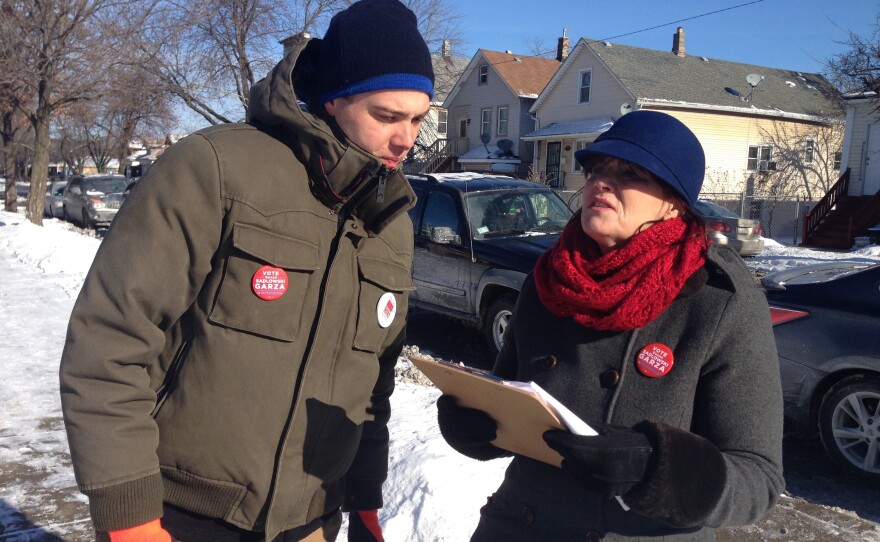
[471,244,785,542]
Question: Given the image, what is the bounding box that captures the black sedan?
[762,261,880,481]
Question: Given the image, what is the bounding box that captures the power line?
[444,0,766,79]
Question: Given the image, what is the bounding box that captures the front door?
[545,142,561,188]
[865,124,880,195]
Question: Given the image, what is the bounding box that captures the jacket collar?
[247,39,416,234]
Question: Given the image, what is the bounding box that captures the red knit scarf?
[534,216,708,331]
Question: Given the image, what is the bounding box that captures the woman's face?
[581,157,682,253]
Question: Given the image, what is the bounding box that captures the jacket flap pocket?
[357,255,414,292]
[233,224,319,271]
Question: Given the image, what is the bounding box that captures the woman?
[437,110,784,541]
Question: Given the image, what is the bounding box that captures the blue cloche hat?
[316,0,435,104]
[574,110,705,207]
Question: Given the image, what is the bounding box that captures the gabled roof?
[533,38,841,122]
[444,49,560,106]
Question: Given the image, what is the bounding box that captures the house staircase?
[801,168,880,249]
[403,138,457,175]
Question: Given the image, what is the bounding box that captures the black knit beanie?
[316,0,435,104]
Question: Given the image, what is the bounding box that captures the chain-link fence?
[700,193,819,245]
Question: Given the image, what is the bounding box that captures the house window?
[458,118,467,138]
[497,106,508,136]
[478,65,488,85]
[572,140,588,173]
[437,110,448,137]
[578,70,592,104]
[480,108,491,137]
[747,144,774,171]
[833,150,842,170]
[804,138,815,163]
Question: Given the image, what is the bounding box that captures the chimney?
[280,31,311,57]
[557,28,570,61]
[441,39,452,60]
[672,27,686,57]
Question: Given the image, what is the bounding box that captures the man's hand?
[543,424,654,496]
[108,518,172,542]
[348,510,383,542]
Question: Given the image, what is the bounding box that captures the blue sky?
[444,0,878,75]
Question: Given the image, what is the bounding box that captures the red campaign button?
[251,265,288,301]
[636,343,674,378]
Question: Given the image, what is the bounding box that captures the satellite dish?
[724,86,741,97]
[620,103,633,115]
[497,139,514,153]
[479,133,491,145]
[746,73,764,88]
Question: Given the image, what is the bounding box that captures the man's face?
[324,89,431,169]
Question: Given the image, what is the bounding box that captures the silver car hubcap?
[492,309,511,352]
[831,390,880,473]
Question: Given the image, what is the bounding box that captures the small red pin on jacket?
[636,343,674,378]
[252,265,288,301]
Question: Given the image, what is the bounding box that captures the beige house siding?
[447,55,526,159]
[842,100,876,195]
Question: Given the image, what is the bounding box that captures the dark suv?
[407,173,573,355]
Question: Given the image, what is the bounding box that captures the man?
[59,1,433,540]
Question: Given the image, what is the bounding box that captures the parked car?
[44,180,68,218]
[407,173,573,355]
[694,199,764,257]
[62,174,128,228]
[763,261,880,481]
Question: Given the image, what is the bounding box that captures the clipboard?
[410,354,569,466]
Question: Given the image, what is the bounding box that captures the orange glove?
[108,518,172,542]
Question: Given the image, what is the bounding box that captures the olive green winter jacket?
[59,39,415,540]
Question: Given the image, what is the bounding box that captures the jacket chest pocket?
[353,255,414,353]
[209,223,319,341]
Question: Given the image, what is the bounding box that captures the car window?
[420,192,461,239]
[694,200,739,219]
[408,186,426,235]
[468,190,571,238]
[83,177,127,195]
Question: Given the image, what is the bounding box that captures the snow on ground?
[1,210,879,541]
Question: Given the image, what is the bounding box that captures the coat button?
[599,369,620,388]
[586,530,603,542]
[538,355,557,371]
[521,505,535,525]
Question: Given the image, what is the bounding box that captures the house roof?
[481,49,561,98]
[444,49,560,106]
[533,38,841,122]
[523,117,614,140]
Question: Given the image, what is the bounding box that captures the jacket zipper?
[257,172,383,531]
[151,337,192,418]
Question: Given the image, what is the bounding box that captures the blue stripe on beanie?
[319,73,435,104]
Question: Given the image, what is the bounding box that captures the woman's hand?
[543,424,653,496]
[436,395,510,461]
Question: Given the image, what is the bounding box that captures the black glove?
[543,424,653,496]
[348,510,383,542]
[436,395,510,461]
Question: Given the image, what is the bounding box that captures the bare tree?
[0,0,128,225]
[138,0,461,126]
[826,11,880,97]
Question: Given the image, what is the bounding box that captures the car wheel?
[484,294,516,357]
[62,205,70,222]
[82,209,93,229]
[818,374,880,481]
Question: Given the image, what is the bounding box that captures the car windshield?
[694,200,740,219]
[465,189,572,239]
[83,177,127,195]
